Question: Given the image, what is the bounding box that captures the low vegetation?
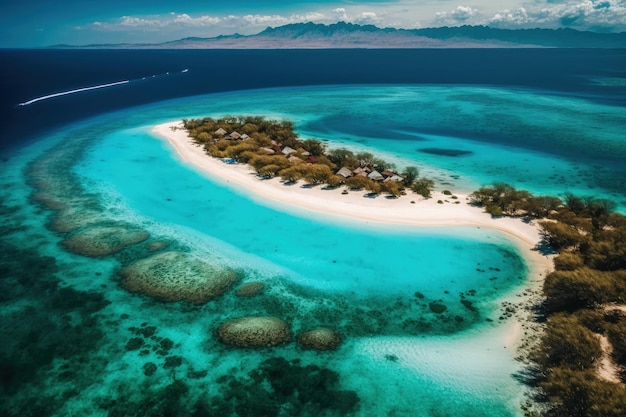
[470,184,626,416]
[182,116,434,198]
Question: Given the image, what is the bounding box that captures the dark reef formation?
[418,147,473,157]
[0,238,110,416]
[207,357,360,416]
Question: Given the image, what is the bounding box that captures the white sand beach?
[152,120,553,312]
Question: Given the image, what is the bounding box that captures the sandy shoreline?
[153,122,550,243]
[152,120,553,347]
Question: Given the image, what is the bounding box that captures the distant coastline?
[48,22,626,49]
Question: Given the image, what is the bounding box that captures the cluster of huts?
[336,166,404,183]
[215,127,316,164]
[214,127,250,141]
[214,127,404,183]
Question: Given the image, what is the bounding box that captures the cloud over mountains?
[2,0,625,46]
[79,1,626,39]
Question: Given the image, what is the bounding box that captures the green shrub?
[544,268,617,312]
[533,313,601,370]
[553,252,585,271]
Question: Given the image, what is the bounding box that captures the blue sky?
[1,0,625,47]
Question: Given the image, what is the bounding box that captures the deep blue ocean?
[1,49,625,417]
[2,49,625,149]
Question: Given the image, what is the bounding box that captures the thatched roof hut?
[336,167,353,178]
[282,146,297,156]
[384,174,404,182]
[261,147,275,154]
[228,131,242,140]
[368,170,384,181]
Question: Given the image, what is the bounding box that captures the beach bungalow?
[336,167,353,178]
[353,167,370,175]
[281,146,297,156]
[384,174,404,182]
[381,169,395,178]
[214,128,227,136]
[228,131,242,140]
[240,133,250,140]
[261,147,275,154]
[368,170,385,181]
[288,156,303,164]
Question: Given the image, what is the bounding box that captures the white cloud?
[172,13,221,26]
[76,1,626,39]
[83,11,330,33]
[333,7,348,21]
[434,6,480,26]
[452,6,479,21]
[487,1,626,30]
[118,16,163,28]
[489,7,530,26]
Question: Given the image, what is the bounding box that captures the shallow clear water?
[1,84,624,416]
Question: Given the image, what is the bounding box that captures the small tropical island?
[180,115,434,199]
[153,116,626,416]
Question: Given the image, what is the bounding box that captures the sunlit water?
[1,84,625,416]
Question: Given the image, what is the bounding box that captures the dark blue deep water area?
[2,48,625,149]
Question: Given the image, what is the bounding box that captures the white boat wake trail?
[18,80,130,106]
[18,68,190,107]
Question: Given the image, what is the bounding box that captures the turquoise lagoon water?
[2,85,625,416]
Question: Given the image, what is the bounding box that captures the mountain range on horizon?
[51,21,626,49]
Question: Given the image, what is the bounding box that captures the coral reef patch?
[145,241,170,252]
[49,205,103,233]
[216,316,291,348]
[235,282,265,297]
[119,251,239,304]
[297,328,341,351]
[61,224,149,257]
